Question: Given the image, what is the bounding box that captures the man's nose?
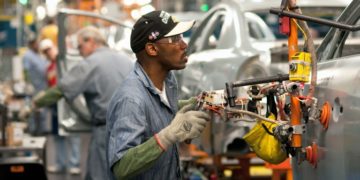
[179,39,188,50]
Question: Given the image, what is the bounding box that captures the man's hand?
[18,105,32,121]
[156,104,210,150]
[19,100,38,121]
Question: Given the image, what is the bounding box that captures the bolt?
[289,63,297,71]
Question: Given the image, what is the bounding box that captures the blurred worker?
[39,39,57,87]
[40,17,58,46]
[106,11,210,179]
[23,37,49,135]
[39,39,81,175]
[34,26,134,180]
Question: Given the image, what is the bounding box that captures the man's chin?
[174,64,186,70]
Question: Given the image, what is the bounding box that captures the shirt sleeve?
[107,97,149,167]
[112,137,163,179]
[34,86,64,107]
[58,60,93,101]
[23,56,30,70]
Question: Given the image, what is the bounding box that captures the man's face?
[42,47,57,61]
[42,48,52,60]
[77,37,96,57]
[31,41,39,52]
[153,34,188,70]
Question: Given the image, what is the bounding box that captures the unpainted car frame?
[287,1,360,179]
[179,0,351,156]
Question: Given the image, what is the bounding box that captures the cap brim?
[40,47,51,51]
[164,20,195,37]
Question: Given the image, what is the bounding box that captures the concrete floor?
[46,133,91,180]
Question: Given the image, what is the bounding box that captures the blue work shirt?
[107,62,181,179]
[23,49,48,93]
[59,47,134,125]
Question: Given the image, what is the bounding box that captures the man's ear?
[145,43,158,56]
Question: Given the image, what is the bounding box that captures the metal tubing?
[57,12,67,78]
[225,82,236,107]
[231,74,289,88]
[291,96,302,147]
[286,2,302,148]
[288,17,298,59]
[226,74,289,107]
[270,8,360,31]
[58,8,132,28]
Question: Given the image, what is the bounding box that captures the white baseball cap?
[39,39,54,51]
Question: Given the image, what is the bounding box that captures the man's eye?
[172,35,181,42]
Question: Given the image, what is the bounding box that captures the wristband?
[154,134,166,151]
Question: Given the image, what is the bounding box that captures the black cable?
[261,123,274,136]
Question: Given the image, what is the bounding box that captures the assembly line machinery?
[192,0,360,170]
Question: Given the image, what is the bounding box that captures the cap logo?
[159,11,170,24]
[148,31,160,40]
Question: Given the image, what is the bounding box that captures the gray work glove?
[177,97,198,110]
[157,104,210,150]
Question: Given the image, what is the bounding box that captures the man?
[23,37,49,135]
[107,10,210,179]
[23,38,48,94]
[39,39,57,87]
[39,39,81,175]
[34,26,134,179]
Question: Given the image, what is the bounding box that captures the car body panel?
[294,56,360,180]
[293,1,360,179]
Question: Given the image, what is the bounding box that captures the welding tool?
[225,74,289,107]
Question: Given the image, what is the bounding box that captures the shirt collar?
[134,61,177,94]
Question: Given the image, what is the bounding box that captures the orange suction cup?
[320,102,331,130]
[305,142,318,168]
